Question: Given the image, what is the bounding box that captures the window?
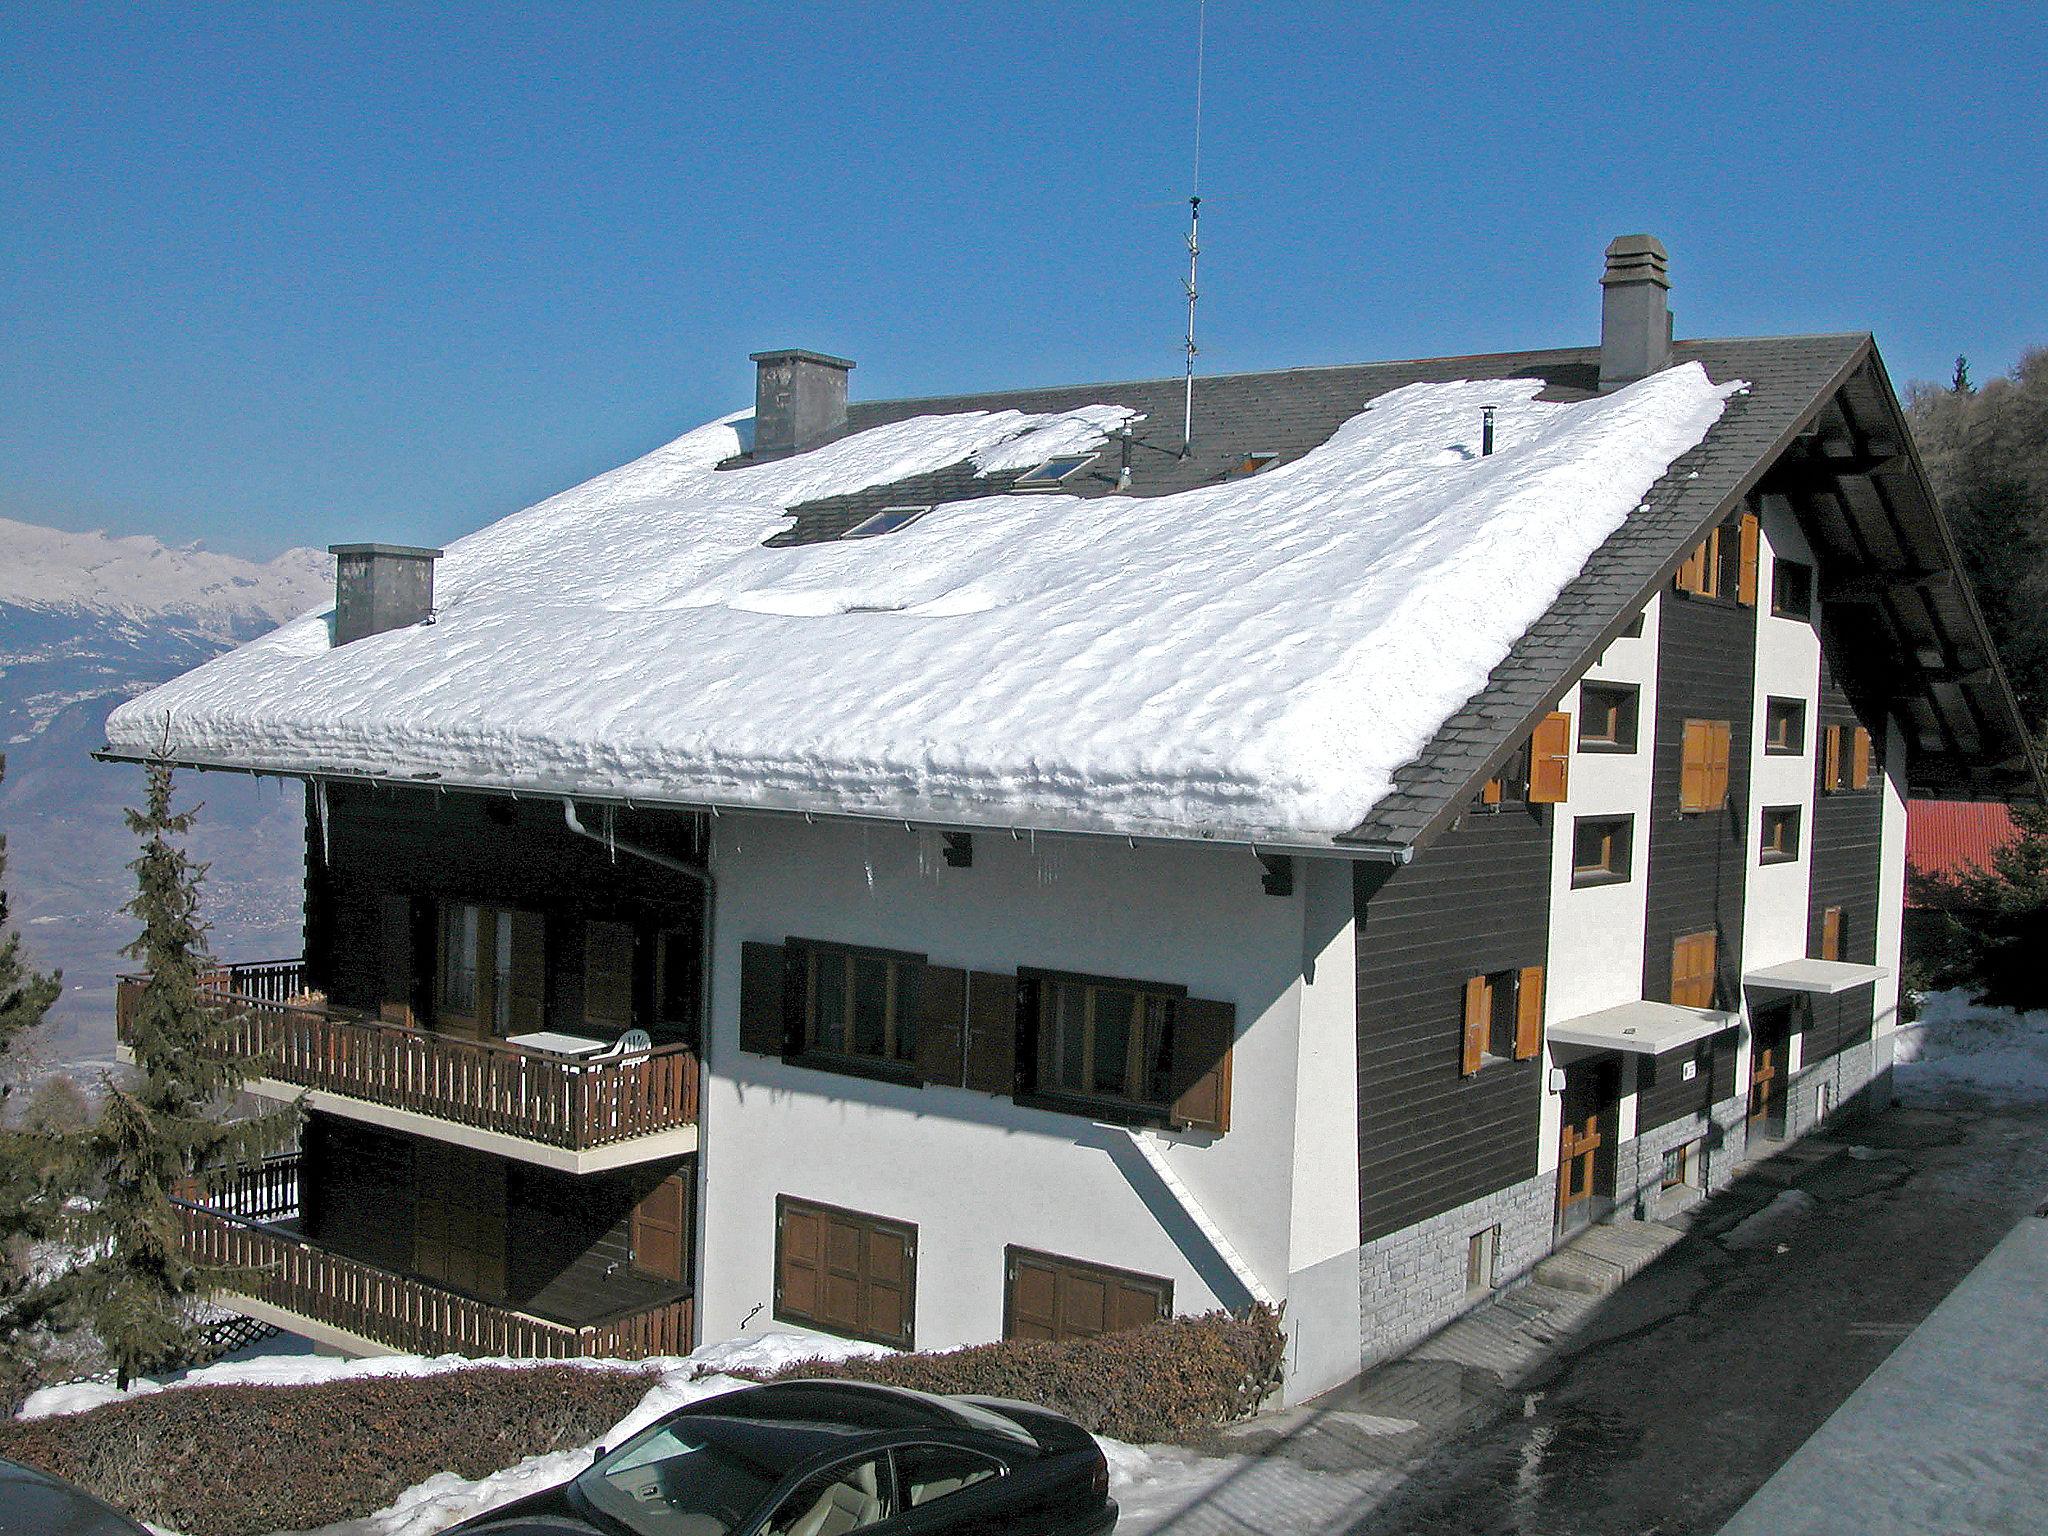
[1760,806,1802,864]
[1820,906,1845,963]
[1772,559,1814,619]
[1466,1226,1501,1294]
[1480,712,1570,807]
[1578,685,1639,752]
[1572,816,1633,886]
[1011,454,1095,489]
[435,904,543,1038]
[1679,719,1733,812]
[1764,697,1806,755]
[1820,724,1875,792]
[1231,451,1279,476]
[1478,739,1531,807]
[763,1457,893,1535]
[896,1444,1004,1509]
[1674,512,1759,602]
[1674,526,1723,598]
[1004,1246,1171,1342]
[1460,966,1544,1074]
[775,1196,916,1348]
[1661,1143,1694,1191]
[1670,930,1718,1009]
[844,505,929,538]
[797,943,922,1071]
[1037,976,1175,1109]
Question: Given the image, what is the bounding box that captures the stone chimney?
[1598,234,1673,392]
[330,543,442,646]
[750,349,854,457]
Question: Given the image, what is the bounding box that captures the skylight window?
[843,507,930,539]
[1234,452,1279,475]
[1010,454,1095,489]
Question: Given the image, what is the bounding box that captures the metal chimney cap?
[329,542,444,559]
[748,349,856,371]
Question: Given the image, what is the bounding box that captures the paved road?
[1334,1102,2048,1536]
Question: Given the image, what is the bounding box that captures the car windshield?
[576,1422,785,1536]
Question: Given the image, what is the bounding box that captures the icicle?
[603,804,618,863]
[312,780,331,866]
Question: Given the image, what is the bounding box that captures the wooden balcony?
[175,1157,693,1360]
[117,960,700,1156]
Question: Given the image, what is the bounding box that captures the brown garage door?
[775,1196,916,1349]
[1004,1246,1171,1342]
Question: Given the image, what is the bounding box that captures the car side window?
[894,1443,1005,1508]
[762,1455,894,1536]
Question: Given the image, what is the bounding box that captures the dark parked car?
[448,1378,1116,1536]
[0,1455,155,1536]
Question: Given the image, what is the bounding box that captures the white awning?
[1547,1000,1740,1056]
[1744,959,1891,996]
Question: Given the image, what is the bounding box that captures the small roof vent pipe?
[750,349,854,458]
[330,543,441,647]
[1598,234,1673,393]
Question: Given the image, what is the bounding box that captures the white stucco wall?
[1745,496,1823,980]
[1874,715,1909,1037]
[695,814,1353,1396]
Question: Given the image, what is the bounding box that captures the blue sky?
[4,2,2042,559]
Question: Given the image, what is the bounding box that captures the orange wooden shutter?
[1850,726,1873,789]
[1461,975,1490,1076]
[1821,906,1843,962]
[1681,720,1730,812]
[1821,725,1843,792]
[1710,720,1733,808]
[1529,713,1572,803]
[1480,775,1504,806]
[1514,966,1545,1059]
[1736,511,1761,606]
[1171,997,1235,1133]
[1671,931,1716,1008]
[1675,539,1708,595]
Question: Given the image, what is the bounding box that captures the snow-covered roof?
[109,356,1761,846]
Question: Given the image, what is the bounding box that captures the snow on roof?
[106,364,1739,845]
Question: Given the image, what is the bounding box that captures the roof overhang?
[1547,1000,1739,1056]
[1744,959,1890,995]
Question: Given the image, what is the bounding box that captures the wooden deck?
[118,960,700,1151]
[176,1155,695,1359]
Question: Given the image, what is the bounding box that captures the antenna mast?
[1181,0,1206,457]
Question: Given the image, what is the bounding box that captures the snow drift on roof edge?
[106,367,1740,842]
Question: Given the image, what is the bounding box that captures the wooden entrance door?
[1750,1003,1791,1131]
[414,1144,508,1299]
[1557,1059,1617,1233]
[631,1173,692,1284]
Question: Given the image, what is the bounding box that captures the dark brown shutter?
[914,964,967,1086]
[506,910,546,1035]
[1004,1246,1171,1343]
[1170,996,1235,1134]
[739,941,791,1055]
[1006,1251,1060,1341]
[861,1222,914,1347]
[379,893,416,1026]
[1850,726,1873,789]
[631,1173,690,1283]
[1461,975,1489,1076]
[1514,965,1545,1059]
[963,971,1018,1095]
[1529,712,1571,804]
[584,919,637,1034]
[776,1198,822,1319]
[1736,511,1761,605]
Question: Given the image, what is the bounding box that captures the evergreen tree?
[0,754,68,1397]
[66,762,292,1387]
[1916,791,2048,1010]
[1952,354,1972,394]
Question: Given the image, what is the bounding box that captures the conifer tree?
[1952,354,1972,394]
[68,762,292,1387]
[0,754,68,1395]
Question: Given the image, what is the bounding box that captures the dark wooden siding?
[1639,581,1756,1131]
[1805,634,1886,1060]
[304,784,706,1043]
[1355,803,1550,1243]
[297,1111,691,1325]
[1635,1039,1716,1129]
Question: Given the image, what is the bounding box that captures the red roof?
[1907,799,2020,890]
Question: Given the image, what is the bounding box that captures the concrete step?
[1531,1219,1683,1295]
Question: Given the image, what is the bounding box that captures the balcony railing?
[173,1164,692,1360]
[118,959,700,1151]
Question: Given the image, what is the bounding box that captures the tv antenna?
[1180,0,1206,457]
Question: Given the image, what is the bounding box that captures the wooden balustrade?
[177,1200,693,1360]
[118,962,700,1150]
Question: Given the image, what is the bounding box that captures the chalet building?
[104,235,2035,1402]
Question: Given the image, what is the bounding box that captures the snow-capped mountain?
[0,516,331,1068]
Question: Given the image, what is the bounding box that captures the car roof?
[0,1455,154,1535]
[681,1379,998,1438]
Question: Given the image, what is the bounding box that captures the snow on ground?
[108,366,1739,843]
[1895,989,2048,1104]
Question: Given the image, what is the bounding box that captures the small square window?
[1578,684,1639,752]
[1773,559,1814,619]
[844,506,929,539]
[1760,806,1802,864]
[1011,454,1096,489]
[1476,740,1532,809]
[1764,697,1806,756]
[1232,451,1279,476]
[1572,816,1633,886]
[1466,1225,1500,1293]
[1661,1143,1700,1191]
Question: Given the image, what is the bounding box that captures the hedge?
[739,1305,1286,1443]
[0,1363,658,1536]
